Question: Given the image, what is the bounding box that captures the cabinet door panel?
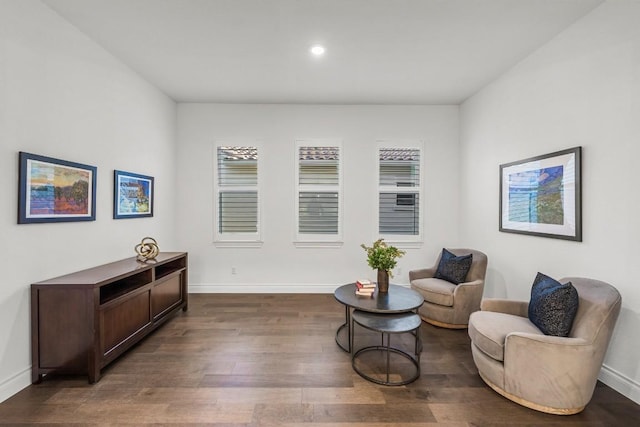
[152,274,182,319]
[101,290,151,355]
[37,289,89,371]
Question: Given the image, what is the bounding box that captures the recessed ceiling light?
[310,45,325,56]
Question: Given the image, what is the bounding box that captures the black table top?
[333,283,423,313]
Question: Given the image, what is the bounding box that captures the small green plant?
[360,239,405,277]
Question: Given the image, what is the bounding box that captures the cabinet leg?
[88,362,100,384]
[32,372,42,384]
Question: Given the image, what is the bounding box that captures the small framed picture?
[18,152,97,224]
[499,147,582,241]
[113,170,154,219]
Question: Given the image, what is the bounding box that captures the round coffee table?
[351,310,422,385]
[333,283,423,353]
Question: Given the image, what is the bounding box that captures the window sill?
[213,241,264,248]
[377,240,423,249]
[294,241,344,249]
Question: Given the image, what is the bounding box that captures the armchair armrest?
[481,298,529,317]
[452,279,483,297]
[504,333,596,408]
[409,267,436,281]
[508,332,587,347]
[454,278,482,289]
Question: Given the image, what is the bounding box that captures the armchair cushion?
[434,248,473,285]
[528,272,579,337]
[468,311,543,361]
[411,277,455,307]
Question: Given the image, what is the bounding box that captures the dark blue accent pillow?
[528,272,579,337]
[434,249,473,285]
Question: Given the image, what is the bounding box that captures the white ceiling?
[42,0,603,104]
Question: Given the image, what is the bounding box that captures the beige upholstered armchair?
[409,248,488,328]
[468,277,621,415]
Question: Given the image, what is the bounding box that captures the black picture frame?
[499,146,582,241]
[18,152,97,224]
[113,170,154,219]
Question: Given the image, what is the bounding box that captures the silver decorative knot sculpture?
[135,237,159,262]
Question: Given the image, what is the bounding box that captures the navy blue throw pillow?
[528,272,579,337]
[434,249,473,285]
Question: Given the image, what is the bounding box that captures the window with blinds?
[214,146,260,241]
[295,143,342,242]
[378,147,421,237]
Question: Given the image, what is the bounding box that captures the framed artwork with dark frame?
[499,146,582,241]
[18,152,97,224]
[113,170,154,219]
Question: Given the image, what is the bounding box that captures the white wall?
[176,104,460,292]
[460,1,640,403]
[0,1,177,402]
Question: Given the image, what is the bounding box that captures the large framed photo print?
[18,152,97,224]
[114,170,154,219]
[499,147,582,241]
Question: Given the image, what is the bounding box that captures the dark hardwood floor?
[1,293,639,426]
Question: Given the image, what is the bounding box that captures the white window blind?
[299,191,339,234]
[296,143,342,242]
[378,147,421,237]
[215,146,259,240]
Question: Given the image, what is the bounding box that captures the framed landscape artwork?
[18,152,97,224]
[114,170,154,219]
[499,147,582,241]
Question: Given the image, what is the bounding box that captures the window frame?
[213,142,263,247]
[375,140,424,245]
[294,139,344,247]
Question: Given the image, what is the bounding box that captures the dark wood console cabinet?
[31,252,188,384]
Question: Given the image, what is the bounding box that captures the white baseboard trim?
[600,363,640,405]
[188,282,411,294]
[0,367,31,403]
[189,282,340,294]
